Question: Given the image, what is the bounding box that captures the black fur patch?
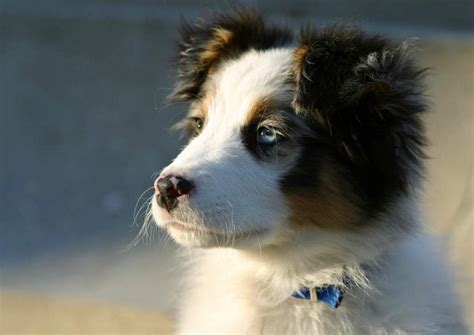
[170,9,293,101]
[290,26,428,212]
[169,10,428,219]
[240,106,314,162]
[241,118,266,159]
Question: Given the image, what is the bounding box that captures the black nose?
[154,175,193,212]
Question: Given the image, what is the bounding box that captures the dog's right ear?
[170,9,292,102]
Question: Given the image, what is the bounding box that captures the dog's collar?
[291,285,345,308]
[291,276,350,308]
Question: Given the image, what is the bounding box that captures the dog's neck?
[184,196,419,308]
[186,238,381,309]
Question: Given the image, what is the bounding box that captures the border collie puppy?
[150,10,466,334]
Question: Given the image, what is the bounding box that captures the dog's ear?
[170,9,292,101]
[293,27,427,196]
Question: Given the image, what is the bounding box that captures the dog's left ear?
[170,9,292,102]
[293,28,428,194]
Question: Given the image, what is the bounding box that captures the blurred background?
[1,0,472,333]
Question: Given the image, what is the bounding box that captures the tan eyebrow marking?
[244,97,274,126]
[188,93,213,119]
[199,28,235,75]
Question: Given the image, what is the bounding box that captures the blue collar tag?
[291,285,345,308]
[316,285,344,308]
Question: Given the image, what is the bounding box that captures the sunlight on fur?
[144,9,467,335]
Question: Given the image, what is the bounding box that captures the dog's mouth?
[167,221,211,234]
[166,220,269,240]
[152,197,276,248]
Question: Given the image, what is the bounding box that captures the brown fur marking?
[293,44,310,84]
[244,97,274,125]
[199,28,235,75]
[286,164,362,230]
[189,94,212,121]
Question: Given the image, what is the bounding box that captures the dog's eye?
[190,117,204,134]
[257,126,279,145]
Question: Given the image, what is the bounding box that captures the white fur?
[153,49,296,248]
[174,199,466,334]
[152,49,466,334]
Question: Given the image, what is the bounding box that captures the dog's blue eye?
[257,126,278,145]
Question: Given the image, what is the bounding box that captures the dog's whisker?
[132,187,154,226]
[127,195,155,250]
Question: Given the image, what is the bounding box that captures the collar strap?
[291,275,351,308]
[291,285,345,308]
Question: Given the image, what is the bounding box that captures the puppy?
[150,10,466,334]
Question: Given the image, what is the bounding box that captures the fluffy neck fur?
[173,195,469,334]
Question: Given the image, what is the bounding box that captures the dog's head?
[151,10,427,251]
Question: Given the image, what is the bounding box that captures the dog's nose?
[154,175,193,212]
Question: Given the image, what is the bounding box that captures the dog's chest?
[176,238,467,335]
[177,252,361,334]
[179,281,361,335]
